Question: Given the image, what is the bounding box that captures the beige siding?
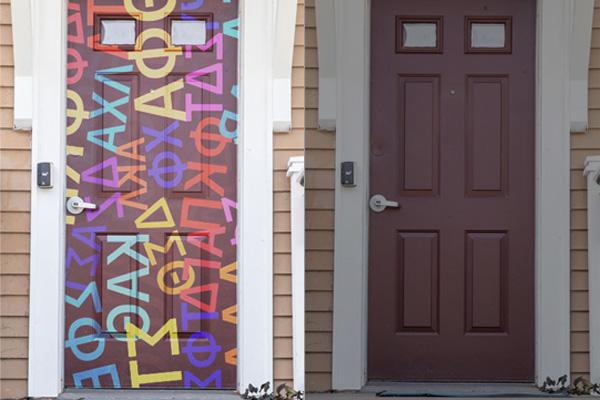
[305,0,334,392]
[568,0,600,380]
[0,1,31,399]
[273,0,306,388]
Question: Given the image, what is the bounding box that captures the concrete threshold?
[59,389,241,400]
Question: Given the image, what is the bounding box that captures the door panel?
[369,0,535,381]
[396,231,439,334]
[466,76,508,195]
[65,0,238,389]
[465,231,508,333]
[398,75,440,195]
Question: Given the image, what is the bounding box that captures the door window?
[396,16,443,53]
[466,17,512,53]
[170,20,207,45]
[100,19,136,45]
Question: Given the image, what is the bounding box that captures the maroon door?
[64,0,238,389]
[369,0,535,381]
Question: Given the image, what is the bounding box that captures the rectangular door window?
[171,20,207,45]
[100,19,136,45]
[466,17,512,53]
[396,16,443,53]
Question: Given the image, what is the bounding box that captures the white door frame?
[331,0,593,389]
[27,0,275,397]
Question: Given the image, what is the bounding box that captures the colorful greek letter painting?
[64,0,238,389]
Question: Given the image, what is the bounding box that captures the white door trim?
[331,0,581,389]
[238,0,275,392]
[331,0,370,389]
[27,1,68,396]
[27,0,275,396]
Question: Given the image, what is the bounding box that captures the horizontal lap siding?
[0,1,31,399]
[567,0,600,380]
[305,0,334,392]
[273,0,305,388]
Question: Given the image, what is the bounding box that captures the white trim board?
[331,0,370,389]
[272,0,298,133]
[10,0,33,130]
[238,0,275,391]
[315,0,337,131]
[28,0,68,395]
[585,156,600,384]
[287,156,305,392]
[331,0,579,390]
[27,0,275,396]
[569,0,594,133]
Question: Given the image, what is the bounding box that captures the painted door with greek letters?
[64,0,238,389]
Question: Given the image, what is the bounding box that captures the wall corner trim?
[287,156,305,392]
[585,156,600,384]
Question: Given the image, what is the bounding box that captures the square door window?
[396,17,443,53]
[466,17,512,53]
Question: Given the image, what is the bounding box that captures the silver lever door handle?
[67,196,97,215]
[369,194,400,213]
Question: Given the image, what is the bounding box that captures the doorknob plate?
[66,196,97,215]
[369,194,400,213]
